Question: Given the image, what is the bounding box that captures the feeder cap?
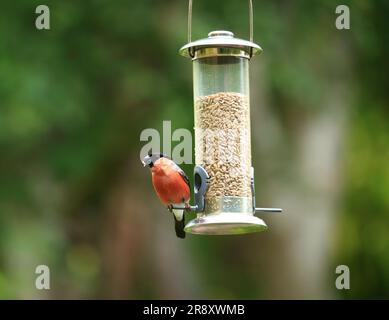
[179,30,262,59]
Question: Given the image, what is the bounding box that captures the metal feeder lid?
[179,30,262,59]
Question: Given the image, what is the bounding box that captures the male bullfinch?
[142,153,190,239]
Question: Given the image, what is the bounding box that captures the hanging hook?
[187,0,254,44]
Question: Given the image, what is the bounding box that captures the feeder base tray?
[184,213,267,235]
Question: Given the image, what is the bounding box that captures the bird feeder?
[176,0,282,235]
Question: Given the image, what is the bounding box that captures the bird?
[142,153,190,239]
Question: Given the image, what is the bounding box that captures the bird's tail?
[172,209,186,239]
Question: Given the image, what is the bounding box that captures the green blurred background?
[0,0,388,299]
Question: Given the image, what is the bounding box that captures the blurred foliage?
[0,0,388,299]
[335,0,389,298]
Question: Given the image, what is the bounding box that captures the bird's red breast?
[151,158,190,205]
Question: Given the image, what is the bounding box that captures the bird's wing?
[178,168,190,189]
[171,162,190,189]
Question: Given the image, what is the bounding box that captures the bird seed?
[195,92,252,199]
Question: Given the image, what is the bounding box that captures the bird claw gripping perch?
[171,165,209,212]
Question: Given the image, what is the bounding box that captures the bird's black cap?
[142,152,168,168]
